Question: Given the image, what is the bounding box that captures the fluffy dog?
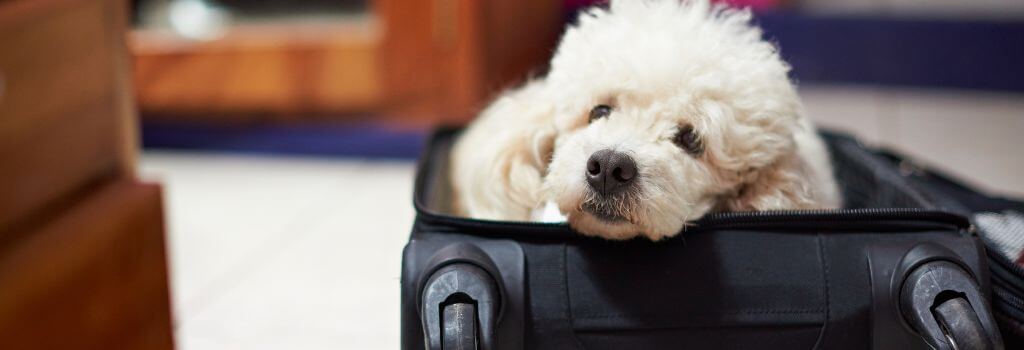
[451,0,841,240]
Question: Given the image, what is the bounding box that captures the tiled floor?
[139,85,1023,349]
[140,154,415,349]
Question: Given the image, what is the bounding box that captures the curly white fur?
[451,0,840,240]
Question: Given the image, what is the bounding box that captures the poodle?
[450,0,841,240]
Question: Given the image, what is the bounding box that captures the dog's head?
[540,0,804,240]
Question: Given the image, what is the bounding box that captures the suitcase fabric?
[402,129,1009,349]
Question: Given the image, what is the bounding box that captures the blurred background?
[127,0,1024,193]
[1,0,1022,349]
[132,0,1024,347]
[133,0,1024,348]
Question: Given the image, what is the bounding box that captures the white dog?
[451,0,841,240]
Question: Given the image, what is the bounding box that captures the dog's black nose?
[586,149,637,196]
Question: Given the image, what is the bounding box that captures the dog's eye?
[673,125,703,155]
[589,104,613,123]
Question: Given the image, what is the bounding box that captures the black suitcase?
[401,129,1009,350]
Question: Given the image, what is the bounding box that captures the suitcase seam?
[812,233,831,349]
[563,243,587,349]
[571,309,827,319]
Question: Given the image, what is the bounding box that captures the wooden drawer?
[0,0,136,231]
[0,181,173,350]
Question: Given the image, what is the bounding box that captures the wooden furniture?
[131,0,563,124]
[0,0,174,348]
[377,0,563,124]
[132,18,382,119]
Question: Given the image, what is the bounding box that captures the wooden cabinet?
[131,0,563,124]
[0,1,173,349]
[0,182,173,350]
[132,18,382,118]
[0,0,137,230]
[377,0,563,124]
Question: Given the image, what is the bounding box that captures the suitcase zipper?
[992,284,1024,322]
[418,206,970,237]
[990,247,1024,281]
[695,208,970,230]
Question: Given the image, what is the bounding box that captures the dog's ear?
[698,95,830,211]
[719,152,823,211]
[703,98,837,211]
[699,98,801,173]
[450,81,557,220]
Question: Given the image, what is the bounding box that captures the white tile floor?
[140,154,415,349]
[139,85,1023,350]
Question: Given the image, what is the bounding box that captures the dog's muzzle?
[586,149,637,197]
[582,149,638,223]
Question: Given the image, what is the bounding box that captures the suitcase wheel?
[900,257,1003,350]
[933,296,993,350]
[443,302,478,350]
[421,261,498,350]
